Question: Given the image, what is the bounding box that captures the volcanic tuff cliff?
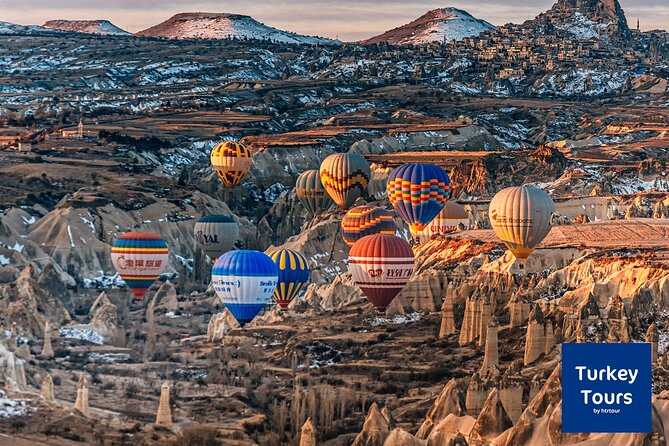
[534,0,630,39]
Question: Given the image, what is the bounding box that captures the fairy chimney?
[74,373,89,417]
[607,295,631,343]
[155,381,173,429]
[469,388,513,442]
[465,372,491,417]
[477,296,492,347]
[381,406,396,429]
[41,320,54,358]
[508,292,530,328]
[439,285,456,338]
[523,304,555,366]
[416,378,467,439]
[300,417,317,446]
[480,319,499,374]
[458,295,476,346]
[529,374,542,402]
[499,367,524,423]
[646,323,659,363]
[8,322,17,352]
[41,374,55,401]
[352,402,391,446]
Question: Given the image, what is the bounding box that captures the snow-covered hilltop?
[0,21,54,35]
[362,8,495,45]
[42,20,130,36]
[135,12,338,45]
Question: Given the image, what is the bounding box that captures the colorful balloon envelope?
[111,232,169,299]
[270,249,310,309]
[319,152,371,210]
[489,185,555,261]
[341,205,397,247]
[411,201,469,243]
[295,169,334,215]
[348,234,415,313]
[387,163,451,233]
[212,250,278,326]
[210,141,253,188]
[194,214,239,260]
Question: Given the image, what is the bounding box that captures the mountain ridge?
[362,7,495,45]
[135,12,338,45]
[43,20,130,36]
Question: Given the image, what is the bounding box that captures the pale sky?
[0,0,667,41]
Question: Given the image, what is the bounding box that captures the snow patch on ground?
[0,391,30,418]
[370,312,423,326]
[82,272,125,289]
[59,327,106,345]
[555,12,609,39]
[87,352,131,363]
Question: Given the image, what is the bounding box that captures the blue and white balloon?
[212,250,279,326]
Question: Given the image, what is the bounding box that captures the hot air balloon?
[319,152,371,210]
[210,141,253,188]
[194,215,239,261]
[341,205,396,247]
[270,249,310,309]
[111,232,169,299]
[489,185,555,261]
[348,234,414,313]
[387,163,451,233]
[411,201,470,243]
[295,170,333,215]
[212,250,278,326]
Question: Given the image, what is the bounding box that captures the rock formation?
[382,407,396,429]
[646,322,659,363]
[507,293,530,328]
[74,373,89,417]
[40,320,54,358]
[153,281,179,312]
[574,292,603,342]
[416,379,467,439]
[0,341,27,391]
[439,284,456,338]
[352,402,392,446]
[477,296,492,348]
[299,417,317,446]
[41,374,55,401]
[469,388,513,443]
[382,428,426,446]
[480,319,499,374]
[523,304,555,366]
[88,291,119,340]
[459,295,478,346]
[606,295,631,343]
[155,381,173,429]
[458,294,490,346]
[207,309,240,343]
[465,372,497,417]
[542,0,631,40]
[7,322,17,352]
[499,367,524,424]
[0,264,71,338]
[504,364,562,444]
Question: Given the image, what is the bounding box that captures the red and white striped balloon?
[348,234,414,313]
